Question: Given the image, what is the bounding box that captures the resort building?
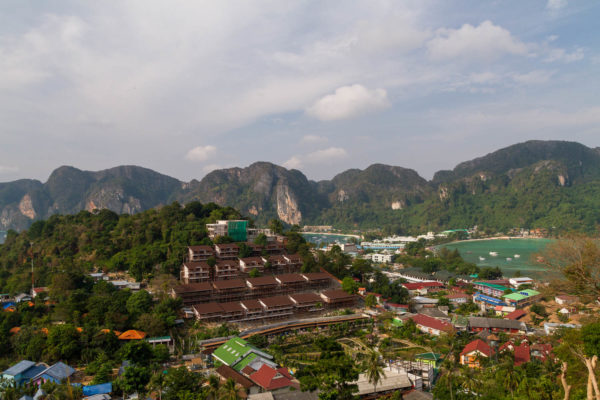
[502,289,541,308]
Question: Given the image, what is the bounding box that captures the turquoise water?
[439,238,554,279]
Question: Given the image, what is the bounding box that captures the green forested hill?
[1,140,600,234]
[0,202,242,294]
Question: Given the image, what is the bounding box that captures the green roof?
[232,352,257,372]
[503,289,540,301]
[415,352,443,361]
[474,282,509,291]
[213,337,253,366]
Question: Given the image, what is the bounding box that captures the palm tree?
[148,371,166,400]
[207,375,220,400]
[364,350,385,395]
[218,378,244,400]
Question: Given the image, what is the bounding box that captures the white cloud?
[283,156,303,169]
[0,165,19,174]
[546,0,568,10]
[185,145,217,162]
[427,21,528,62]
[544,47,584,63]
[301,135,328,144]
[307,84,390,121]
[512,70,555,85]
[283,147,348,170]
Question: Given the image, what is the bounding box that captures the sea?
[438,238,554,279]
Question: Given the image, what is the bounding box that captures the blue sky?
[0,0,599,182]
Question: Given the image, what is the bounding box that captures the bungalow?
[460,339,493,368]
[31,362,75,385]
[555,295,579,305]
[411,314,454,336]
[1,361,46,386]
[248,365,299,393]
[402,281,445,295]
[445,293,470,304]
[468,317,527,334]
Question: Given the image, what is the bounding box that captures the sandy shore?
[301,232,362,239]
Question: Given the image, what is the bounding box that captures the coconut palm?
[218,378,244,400]
[364,350,385,395]
[206,375,221,400]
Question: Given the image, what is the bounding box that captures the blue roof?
[22,365,47,380]
[82,383,112,396]
[34,362,75,381]
[474,293,506,306]
[3,360,36,376]
[2,302,15,309]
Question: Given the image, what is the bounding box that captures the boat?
[479,256,486,261]
[489,251,498,256]
[514,254,520,258]
[506,257,512,261]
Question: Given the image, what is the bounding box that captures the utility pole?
[30,241,34,295]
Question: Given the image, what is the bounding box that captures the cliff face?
[178,162,325,225]
[2,140,600,231]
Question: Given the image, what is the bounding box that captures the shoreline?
[439,236,548,246]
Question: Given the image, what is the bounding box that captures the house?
[445,293,470,304]
[503,289,541,308]
[402,281,445,295]
[82,383,112,398]
[216,365,260,395]
[460,339,493,368]
[212,337,274,373]
[14,293,32,303]
[419,307,450,321]
[187,245,214,262]
[494,305,516,316]
[2,361,46,386]
[473,282,509,298]
[371,253,393,263]
[118,330,147,340]
[411,314,454,336]
[509,277,533,288]
[248,365,299,393]
[499,341,530,366]
[384,303,409,313]
[31,362,75,385]
[468,317,527,334]
[555,295,579,305]
[504,309,526,320]
[31,287,48,298]
[214,243,240,260]
[353,368,413,397]
[320,290,356,308]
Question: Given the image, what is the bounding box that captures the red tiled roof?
[240,299,263,311]
[514,343,530,366]
[403,281,445,290]
[275,273,306,284]
[183,261,211,270]
[460,339,493,357]
[505,309,527,320]
[193,302,224,315]
[446,293,470,299]
[212,279,246,290]
[411,314,454,332]
[260,295,294,308]
[289,292,322,305]
[188,245,214,252]
[216,365,255,389]
[174,282,213,294]
[247,276,279,287]
[249,365,296,391]
[220,301,244,313]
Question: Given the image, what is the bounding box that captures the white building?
[509,277,533,288]
[371,253,393,263]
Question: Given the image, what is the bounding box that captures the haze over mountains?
[2,140,600,233]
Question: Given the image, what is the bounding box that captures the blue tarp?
[2,302,15,309]
[82,383,112,396]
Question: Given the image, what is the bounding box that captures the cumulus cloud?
[307,84,390,121]
[301,135,328,144]
[546,0,568,10]
[185,145,217,162]
[427,21,528,62]
[544,47,584,63]
[512,70,555,85]
[283,147,348,169]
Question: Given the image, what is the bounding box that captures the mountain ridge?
[1,140,599,232]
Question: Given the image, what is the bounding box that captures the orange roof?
[27,301,34,307]
[118,330,146,340]
[100,329,122,336]
[5,306,16,312]
[76,327,83,333]
[41,328,49,335]
[9,327,21,334]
